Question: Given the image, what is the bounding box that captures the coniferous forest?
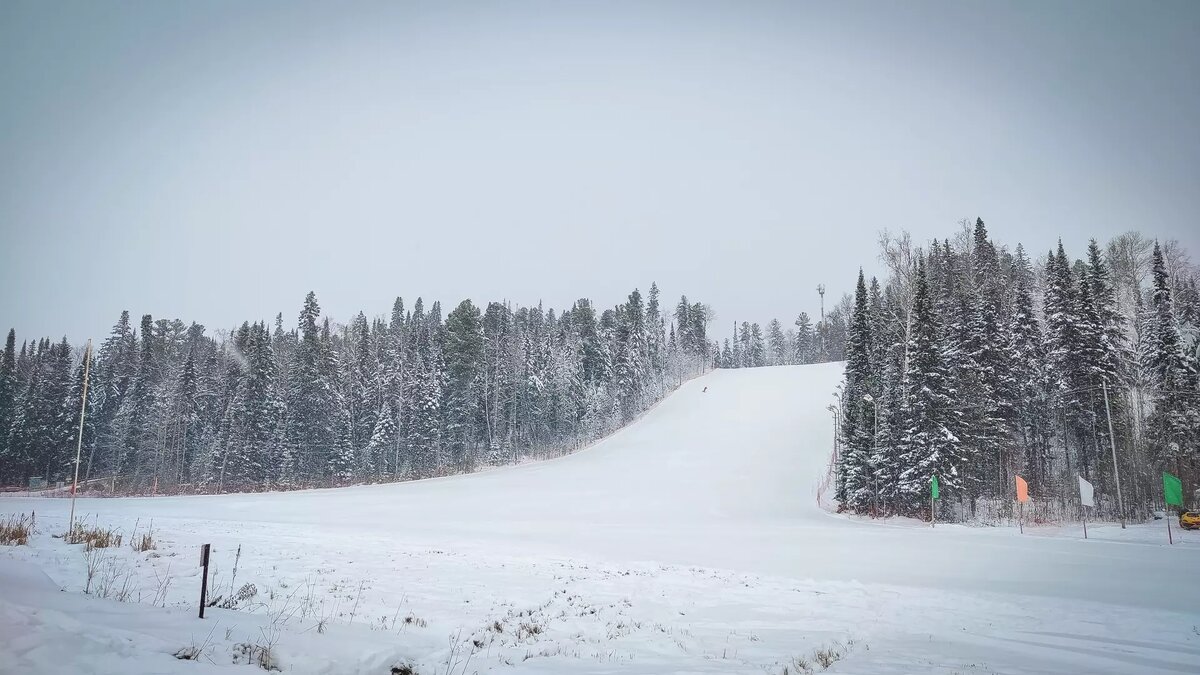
[836,221,1200,522]
[0,285,741,492]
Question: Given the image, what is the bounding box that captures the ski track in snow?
[2,363,1199,674]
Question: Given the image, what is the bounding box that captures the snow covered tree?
[443,299,483,470]
[767,319,786,366]
[283,292,336,485]
[0,329,15,479]
[839,270,875,512]
[897,256,964,514]
[793,313,815,364]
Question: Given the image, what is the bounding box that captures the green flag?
[931,475,939,500]
[1163,472,1184,507]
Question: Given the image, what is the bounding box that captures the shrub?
[0,513,33,546]
[130,520,156,552]
[64,521,122,549]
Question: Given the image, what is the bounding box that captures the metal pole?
[68,339,92,534]
[870,398,879,517]
[199,543,211,618]
[1101,379,1126,529]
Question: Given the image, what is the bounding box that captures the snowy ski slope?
[3,363,1199,674]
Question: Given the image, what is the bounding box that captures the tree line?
[0,284,717,492]
[837,221,1199,521]
[714,308,850,369]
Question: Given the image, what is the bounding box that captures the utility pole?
[68,339,92,534]
[827,405,841,503]
[864,393,879,517]
[816,285,826,360]
[1102,379,1126,529]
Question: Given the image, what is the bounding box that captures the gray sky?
[2,0,1198,342]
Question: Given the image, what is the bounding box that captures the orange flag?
[1015,476,1030,503]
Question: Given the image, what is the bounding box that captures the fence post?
[198,544,211,618]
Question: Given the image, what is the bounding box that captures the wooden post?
[199,544,211,618]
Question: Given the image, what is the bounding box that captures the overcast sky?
[2,0,1198,342]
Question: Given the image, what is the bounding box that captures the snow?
[3,363,1199,674]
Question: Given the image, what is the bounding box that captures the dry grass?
[130,519,157,552]
[64,521,123,549]
[783,639,856,674]
[0,513,34,546]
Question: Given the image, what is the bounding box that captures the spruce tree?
[747,323,766,367]
[840,270,875,512]
[443,299,483,469]
[897,256,964,513]
[613,290,647,421]
[0,329,15,480]
[793,313,814,364]
[284,292,335,485]
[1008,244,1051,492]
[121,314,158,484]
[1144,241,1195,471]
[767,319,786,366]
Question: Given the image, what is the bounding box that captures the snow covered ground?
[3,363,1199,674]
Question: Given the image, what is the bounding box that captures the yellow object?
[1180,511,1200,531]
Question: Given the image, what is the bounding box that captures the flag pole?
[68,339,93,535]
[1082,506,1088,539]
[1167,510,1173,545]
[930,475,936,529]
[1019,501,1024,534]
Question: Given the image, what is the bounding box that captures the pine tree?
[443,299,483,470]
[963,219,1009,502]
[1008,245,1052,493]
[284,292,335,485]
[347,312,378,467]
[730,321,743,368]
[839,270,875,511]
[121,314,158,485]
[367,401,398,478]
[1144,241,1196,471]
[244,323,283,486]
[766,319,786,366]
[91,311,137,479]
[748,323,766,367]
[793,313,814,364]
[613,290,648,421]
[323,317,354,483]
[646,283,666,394]
[0,329,15,479]
[897,256,964,514]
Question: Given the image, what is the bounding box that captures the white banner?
[1078,475,1095,508]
